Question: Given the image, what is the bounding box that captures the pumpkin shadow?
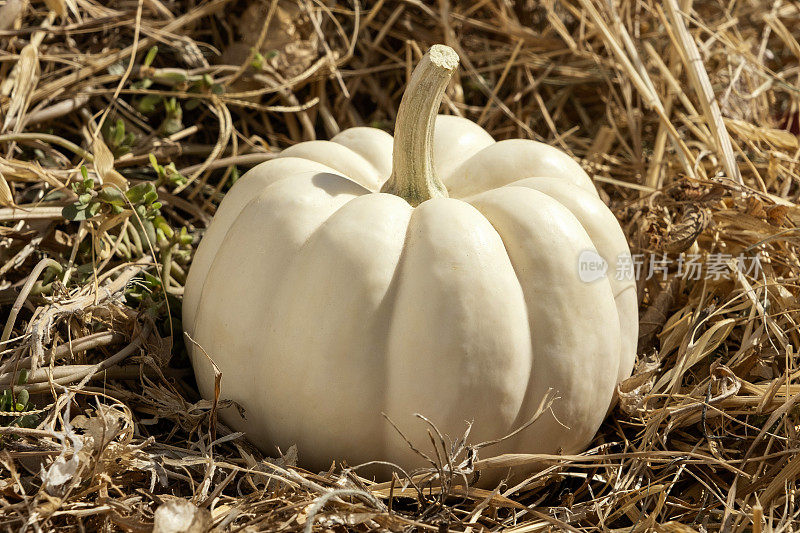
[310,172,371,196]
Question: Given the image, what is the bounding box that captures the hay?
[1,0,799,530]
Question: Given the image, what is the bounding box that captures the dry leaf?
[725,117,799,150]
[153,499,211,533]
[92,136,129,189]
[663,206,709,253]
[102,169,129,189]
[656,521,701,533]
[617,360,659,415]
[0,170,13,206]
[638,278,680,351]
[43,0,66,17]
[766,204,789,226]
[745,196,767,218]
[0,0,25,31]
[2,43,40,133]
[91,136,115,179]
[71,405,125,453]
[40,420,87,494]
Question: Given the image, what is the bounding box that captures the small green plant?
[228,166,241,187]
[62,166,163,228]
[125,181,166,247]
[143,45,158,69]
[134,44,222,124]
[102,118,137,157]
[62,166,102,221]
[132,46,159,92]
[149,154,187,188]
[0,370,39,428]
[251,50,265,71]
[137,93,161,113]
[160,97,183,136]
[250,49,277,71]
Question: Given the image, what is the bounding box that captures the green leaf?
[16,389,28,408]
[251,50,265,70]
[98,186,126,206]
[17,414,39,428]
[144,45,158,68]
[160,71,187,84]
[42,264,60,285]
[143,271,162,287]
[87,201,102,217]
[179,226,193,246]
[126,182,156,204]
[0,390,11,410]
[62,203,79,220]
[160,118,183,136]
[62,202,97,221]
[154,215,173,239]
[137,94,162,114]
[42,189,69,202]
[143,190,158,204]
[16,369,28,385]
[135,218,157,247]
[112,119,125,146]
[162,163,186,187]
[160,97,183,135]
[75,262,95,276]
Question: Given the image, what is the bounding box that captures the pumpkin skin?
[183,47,637,474]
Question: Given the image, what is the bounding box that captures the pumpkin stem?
[380,45,459,206]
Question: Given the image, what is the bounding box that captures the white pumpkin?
[183,45,637,473]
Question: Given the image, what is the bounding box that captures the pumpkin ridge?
[468,187,620,456]
[445,139,598,198]
[431,114,495,186]
[255,192,411,469]
[460,197,536,437]
[330,126,394,181]
[183,157,346,333]
[382,197,532,467]
[187,172,368,452]
[192,170,369,335]
[279,140,383,190]
[364,192,420,465]
[501,179,637,384]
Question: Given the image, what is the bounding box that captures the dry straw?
[1,0,799,531]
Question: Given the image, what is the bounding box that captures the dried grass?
[1,0,800,531]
